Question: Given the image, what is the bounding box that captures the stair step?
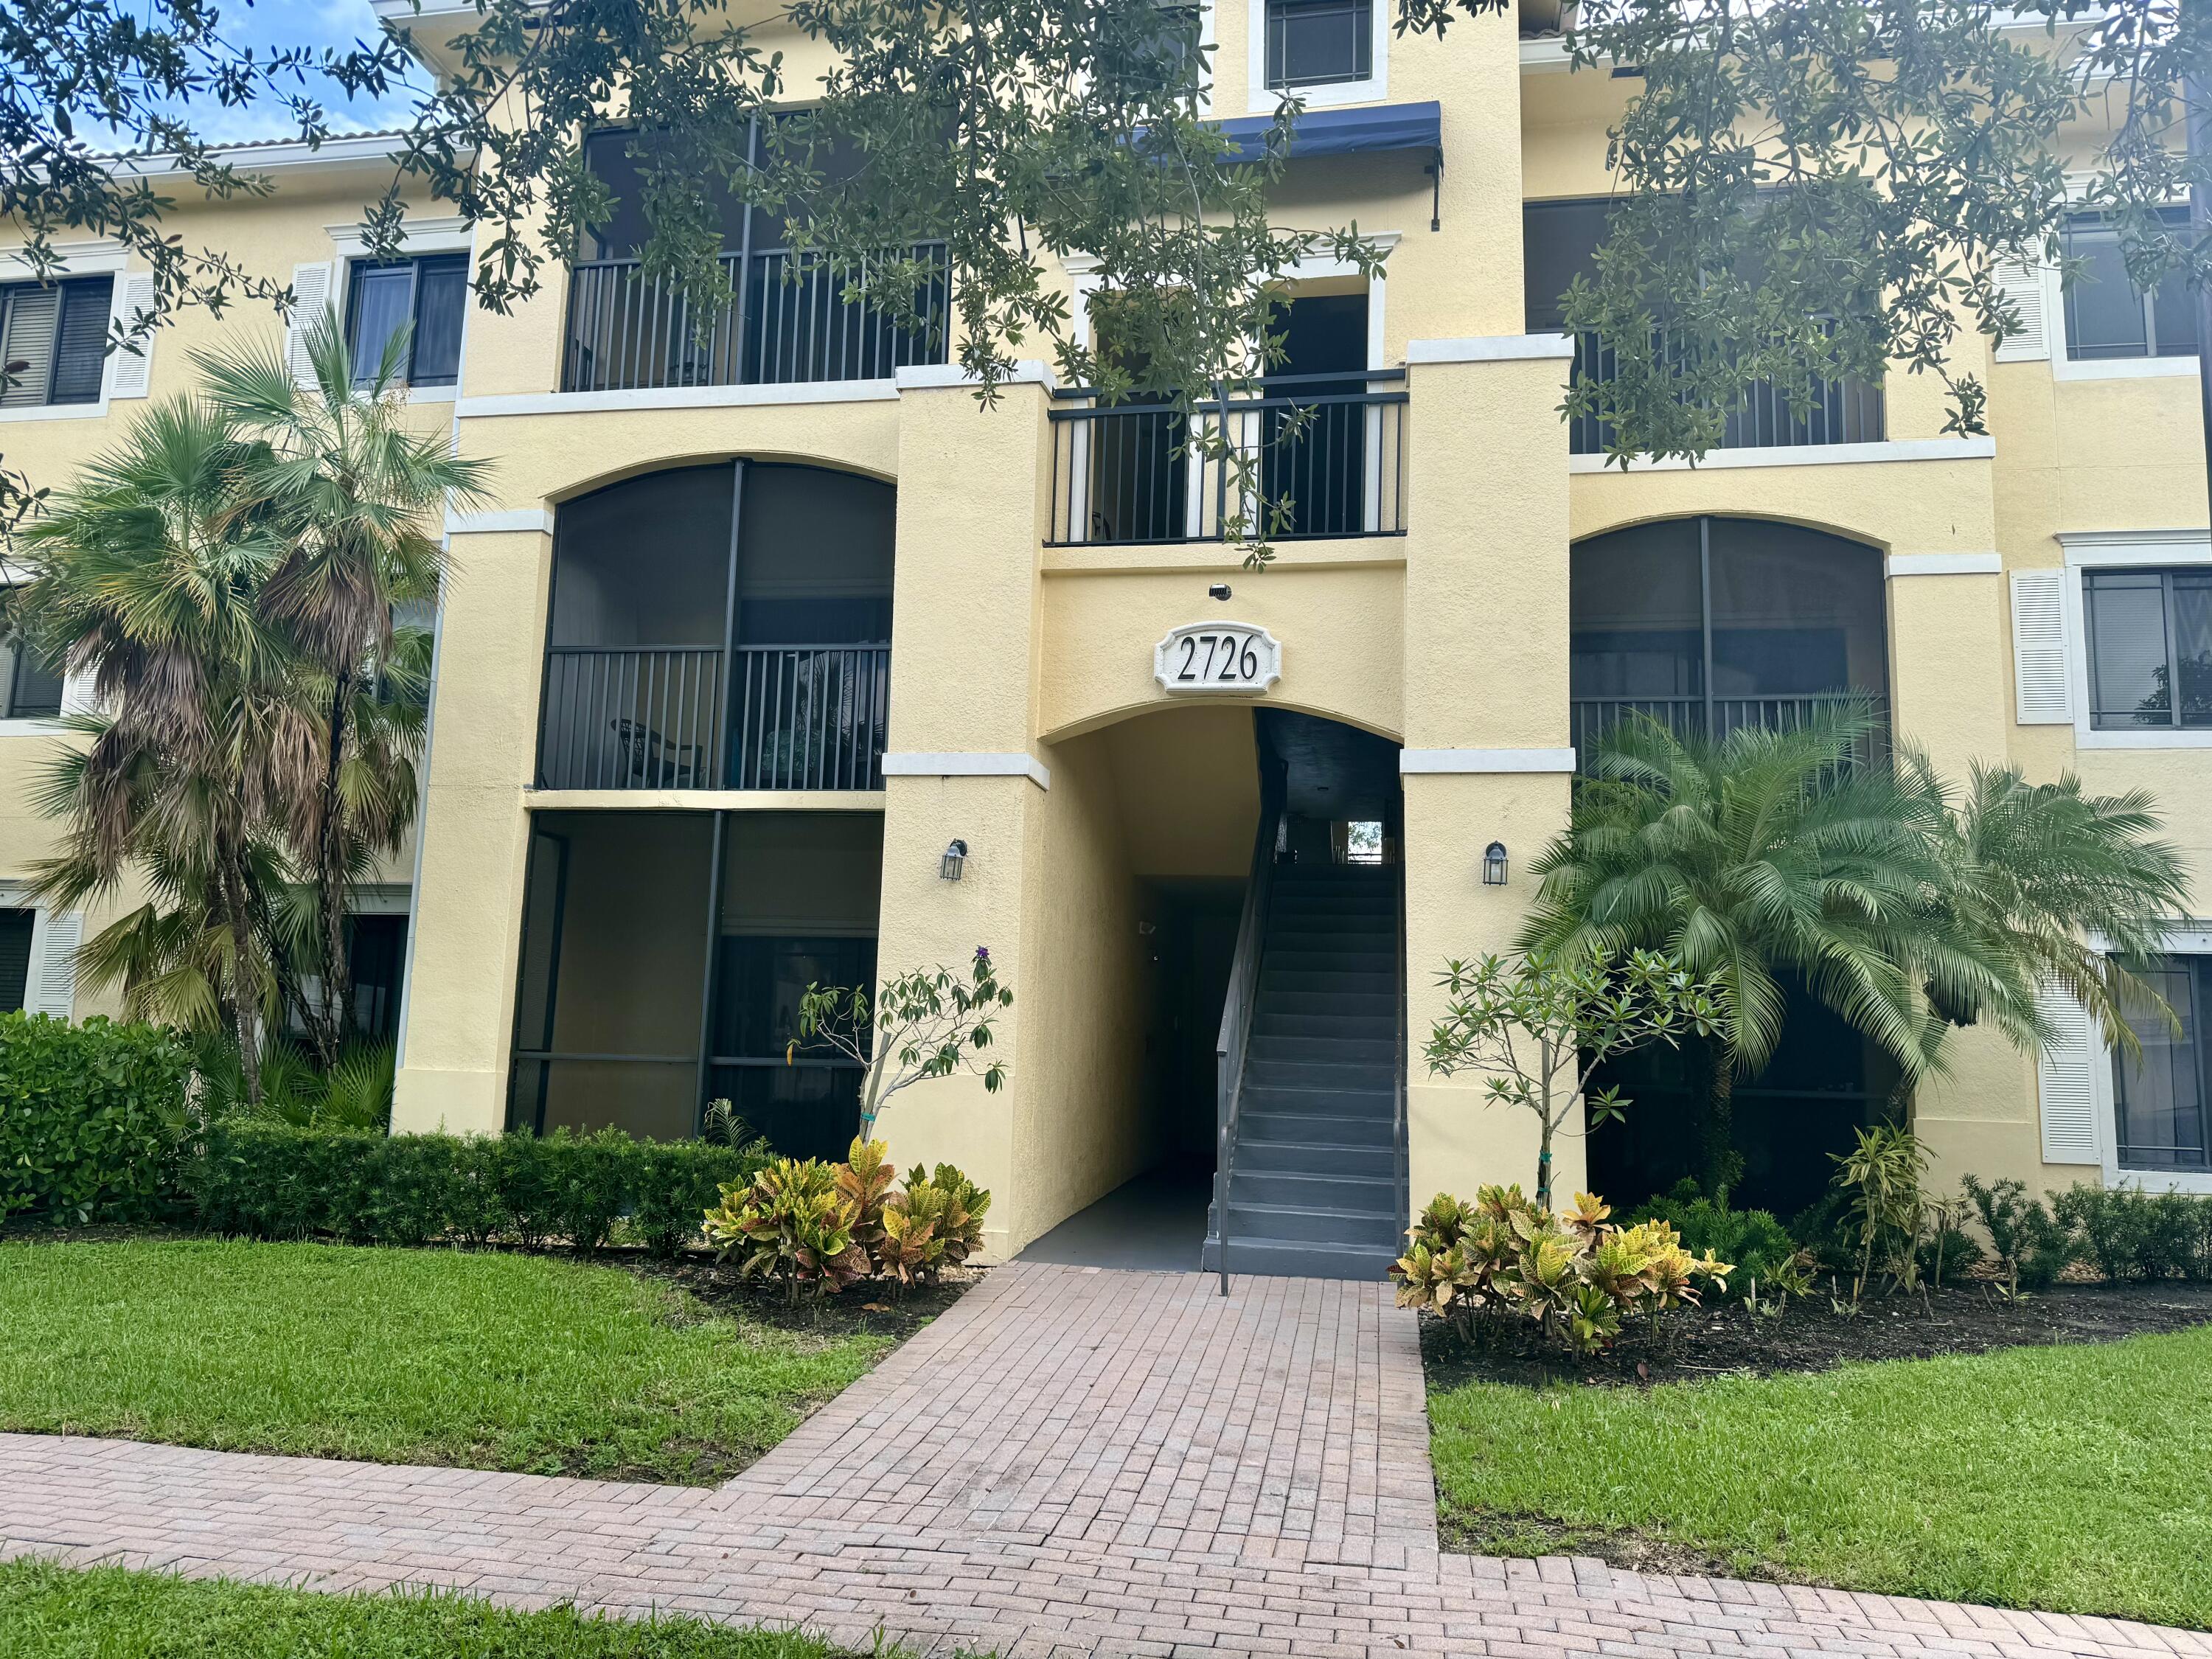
[1230,1167,1402,1212]
[1259,969,1396,998]
[1245,1056,1395,1091]
[1250,1015,1396,1045]
[1239,1110,1394,1147]
[1261,951,1397,976]
[1231,1138,1398,1178]
[1242,1082,1394,1116]
[1256,995,1389,1022]
[1247,1036,1398,1069]
[1198,1234,1399,1281]
[1222,1200,1402,1248]
[1267,927,1397,947]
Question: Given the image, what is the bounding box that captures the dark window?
[1522,198,1615,333]
[0,630,64,719]
[345,254,467,386]
[0,276,113,408]
[2064,209,2201,361]
[2084,568,2212,730]
[1569,516,1890,763]
[2115,956,2211,1172]
[0,909,31,1012]
[1265,0,1373,89]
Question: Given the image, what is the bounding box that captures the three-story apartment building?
[4,0,2207,1270]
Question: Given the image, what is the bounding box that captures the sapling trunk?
[1700,1045,1736,1200]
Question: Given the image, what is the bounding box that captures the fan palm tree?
[11,397,315,1103]
[1519,704,2034,1196]
[192,310,490,1063]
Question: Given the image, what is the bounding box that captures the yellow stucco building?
[4,0,2208,1272]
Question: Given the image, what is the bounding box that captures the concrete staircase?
[1203,863,1405,1280]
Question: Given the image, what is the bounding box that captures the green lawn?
[0,1239,894,1482]
[0,1559,871,1658]
[1430,1324,2212,1629]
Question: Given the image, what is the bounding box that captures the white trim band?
[445,507,554,537]
[2058,529,2211,566]
[894,361,1060,393]
[1886,552,2003,577]
[881,751,1052,790]
[1401,748,1578,775]
[1406,333,1576,365]
[457,380,899,418]
[1570,437,1995,473]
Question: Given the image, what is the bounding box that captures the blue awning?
[1208,100,1441,164]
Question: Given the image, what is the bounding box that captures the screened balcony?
[560,125,947,394]
[1569,516,1891,771]
[538,462,894,793]
[509,809,882,1157]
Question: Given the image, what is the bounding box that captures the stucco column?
[392,520,554,1135]
[1886,553,2053,1187]
[872,366,1058,1258]
[1398,338,1578,1208]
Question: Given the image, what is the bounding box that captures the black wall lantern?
[1482,841,1509,886]
[941,838,970,881]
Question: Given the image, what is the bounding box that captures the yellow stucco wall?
[7,7,2211,1249]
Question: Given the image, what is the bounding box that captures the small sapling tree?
[795,945,1014,1140]
[1423,945,1726,1211]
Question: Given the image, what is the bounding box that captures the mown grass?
[0,1238,894,1482]
[1428,1322,2212,1629]
[0,1559,873,1658]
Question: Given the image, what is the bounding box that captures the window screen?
[0,909,32,1012]
[346,255,468,387]
[2115,958,2210,1171]
[0,633,65,719]
[1265,0,1373,88]
[2085,568,2212,730]
[2064,210,2202,361]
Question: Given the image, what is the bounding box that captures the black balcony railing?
[1566,332,1884,456]
[560,246,949,394]
[538,643,889,791]
[1571,691,1891,773]
[1047,370,1408,546]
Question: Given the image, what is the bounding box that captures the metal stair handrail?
[1213,753,1287,1296]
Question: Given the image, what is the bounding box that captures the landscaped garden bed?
[0,1558,877,1658]
[1423,1278,2212,1387]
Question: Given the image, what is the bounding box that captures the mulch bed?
[1422,1279,2212,1391]
[624,1253,976,1340]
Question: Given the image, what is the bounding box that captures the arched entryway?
[1018,704,1407,1276]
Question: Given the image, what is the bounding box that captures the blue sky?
[199,0,427,142]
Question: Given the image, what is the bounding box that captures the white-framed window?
[0,244,156,421]
[2050,928,2212,1196]
[1248,0,1384,110]
[0,883,81,1020]
[300,218,474,403]
[0,627,64,721]
[2010,533,2212,748]
[0,275,113,409]
[0,903,32,1012]
[2062,206,2200,365]
[344,253,469,389]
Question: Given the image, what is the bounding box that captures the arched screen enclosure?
[1569,515,1890,766]
[538,462,895,793]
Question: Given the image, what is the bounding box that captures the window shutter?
[2035,985,2101,1164]
[287,261,336,386]
[26,909,83,1021]
[108,272,157,398]
[0,287,59,407]
[1992,258,2051,363]
[2010,568,2073,725]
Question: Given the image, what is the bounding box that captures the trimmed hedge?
[0,1013,194,1225]
[186,1121,766,1255]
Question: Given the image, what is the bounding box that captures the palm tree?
[1519,704,2034,1197]
[12,398,313,1103]
[1924,758,2189,1053]
[1524,706,2190,1196]
[192,310,489,1064]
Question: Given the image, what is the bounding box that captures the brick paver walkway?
[2,1262,2204,1658]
